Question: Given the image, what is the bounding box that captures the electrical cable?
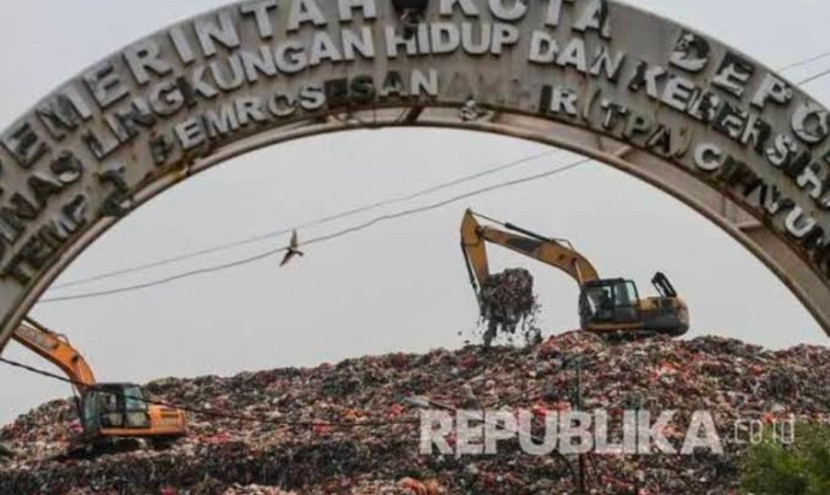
[0,356,417,429]
[50,149,560,291]
[778,50,830,72]
[797,67,830,86]
[41,248,285,303]
[37,157,590,304]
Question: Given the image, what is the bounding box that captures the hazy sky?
[1,0,828,424]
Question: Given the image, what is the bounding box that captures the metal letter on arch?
[0,0,827,347]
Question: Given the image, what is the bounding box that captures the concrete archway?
[0,0,828,349]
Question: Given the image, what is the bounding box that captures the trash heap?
[1,333,827,495]
[477,269,541,346]
[221,486,294,495]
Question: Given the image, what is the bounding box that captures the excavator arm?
[460,209,600,292]
[12,318,96,394]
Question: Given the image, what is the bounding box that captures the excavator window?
[81,392,101,433]
[122,385,151,429]
[582,284,615,321]
[580,280,640,323]
[617,281,639,307]
[81,385,151,431]
[123,386,148,412]
[100,390,126,428]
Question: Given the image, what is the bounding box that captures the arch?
[0,0,827,350]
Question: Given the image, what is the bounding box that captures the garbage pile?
[221,485,294,495]
[477,269,541,347]
[1,332,827,494]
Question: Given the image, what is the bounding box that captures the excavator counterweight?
[460,209,690,338]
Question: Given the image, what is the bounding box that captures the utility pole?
[576,359,586,495]
[563,356,587,495]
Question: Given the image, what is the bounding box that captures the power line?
[783,50,830,86]
[38,157,590,304]
[778,50,830,72]
[41,247,285,303]
[50,233,292,291]
[0,355,417,429]
[797,67,830,86]
[303,157,590,248]
[50,149,560,291]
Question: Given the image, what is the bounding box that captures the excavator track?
[589,329,660,344]
[56,435,180,462]
[57,439,143,462]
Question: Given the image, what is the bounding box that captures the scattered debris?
[0,441,14,459]
[0,333,827,494]
[477,268,541,347]
[222,485,295,495]
[459,97,490,121]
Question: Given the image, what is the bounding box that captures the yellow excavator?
[460,210,690,338]
[12,318,187,455]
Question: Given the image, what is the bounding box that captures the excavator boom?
[461,209,600,290]
[13,318,96,393]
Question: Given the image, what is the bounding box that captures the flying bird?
[280,230,304,267]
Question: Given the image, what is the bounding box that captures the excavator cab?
[77,383,186,447]
[579,279,641,326]
[579,276,689,336]
[80,384,152,436]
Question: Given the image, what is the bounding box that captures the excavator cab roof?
[583,278,629,287]
[94,382,146,397]
[80,384,153,435]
